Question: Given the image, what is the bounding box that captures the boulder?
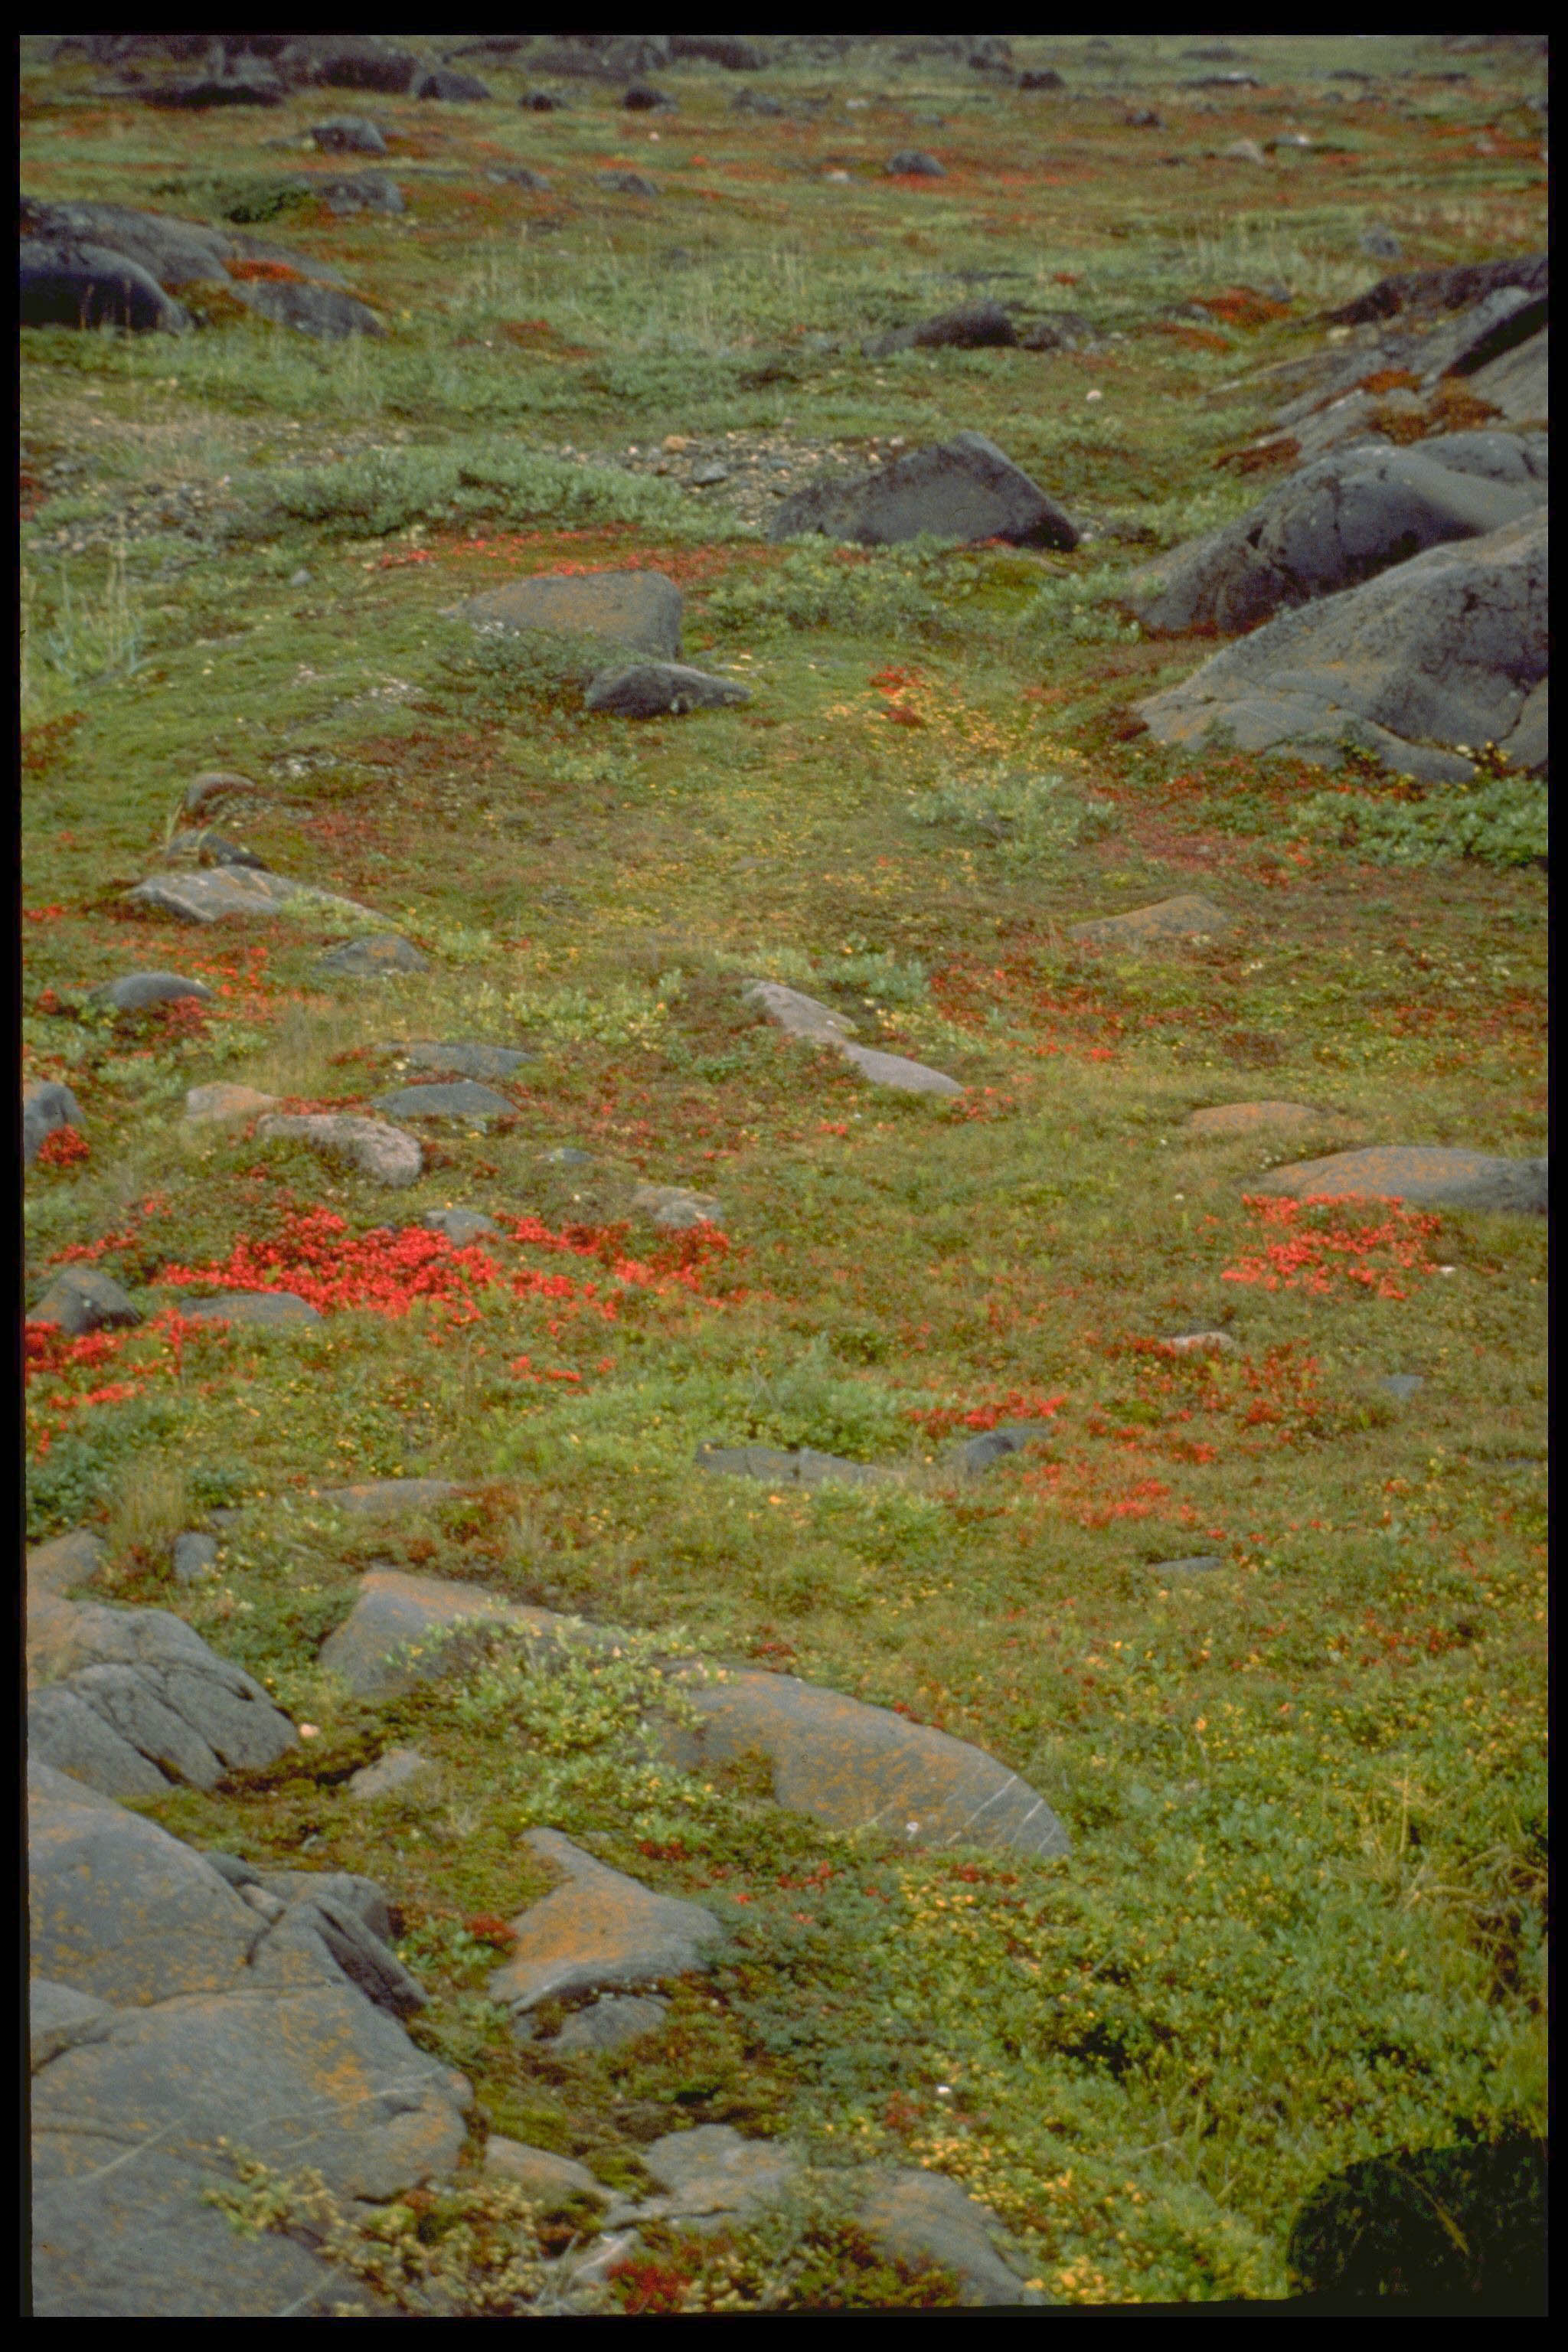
[1465,327,1547,426]
[20,240,190,334]
[1327,253,1547,331]
[371,1080,516,1120]
[630,1183,722,1229]
[414,67,492,102]
[661,1664,1072,1857]
[183,769,261,816]
[623,83,677,112]
[837,1042,962,1096]
[864,300,1018,358]
[229,279,385,339]
[639,2124,799,2221]
[852,2167,1045,2305]
[487,1828,727,2014]
[316,934,430,976]
[595,171,660,198]
[347,1746,438,1802]
[31,1981,115,2073]
[584,662,751,718]
[390,1041,532,1080]
[668,35,767,70]
[1069,894,1231,948]
[142,70,284,108]
[311,170,406,217]
[27,1268,142,1337]
[316,1566,593,1700]
[540,1993,671,2053]
[770,430,1077,550]
[1500,677,1547,773]
[487,165,554,189]
[184,1083,280,1125]
[694,1442,897,1491]
[1125,439,1547,635]
[743,978,962,1093]
[96,971,215,1011]
[24,1081,83,1166]
[1135,509,1547,781]
[1250,1145,1547,1215]
[483,2138,611,2202]
[126,868,376,923]
[887,150,946,176]
[309,115,387,153]
[456,568,683,660]
[423,1208,501,1243]
[255,1112,424,1186]
[29,1603,299,1791]
[277,37,422,93]
[958,1422,1055,1473]
[21,197,230,287]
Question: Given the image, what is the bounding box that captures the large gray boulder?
[1135,508,1547,781]
[771,430,1078,550]
[1126,436,1547,635]
[23,1080,83,1166]
[20,240,190,333]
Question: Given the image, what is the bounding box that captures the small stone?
[959,1423,1055,1473]
[28,1268,142,1337]
[184,1083,281,1125]
[423,1209,501,1245]
[289,567,311,586]
[1185,1101,1328,1138]
[315,934,431,977]
[690,460,730,486]
[1150,1556,1224,1577]
[547,1147,594,1167]
[482,2138,611,2203]
[315,1479,462,1517]
[96,972,215,1011]
[256,1112,424,1187]
[176,1291,322,1328]
[488,1828,727,2014]
[640,2124,799,2219]
[1361,224,1403,261]
[584,661,751,719]
[172,1533,220,1583]
[887,149,946,176]
[694,1443,896,1491]
[543,1993,671,2054]
[630,1183,721,1230]
[1161,1330,1235,1356]
[346,1746,437,1802]
[310,114,387,153]
[1380,1374,1425,1401]
[487,165,552,190]
[838,1042,962,1097]
[371,1080,515,1121]
[1225,138,1270,165]
[1070,895,1232,948]
[595,170,659,198]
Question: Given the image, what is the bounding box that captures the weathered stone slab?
[639,2124,800,2220]
[456,569,683,660]
[1070,894,1232,948]
[256,1112,423,1186]
[694,1443,898,1491]
[315,934,430,977]
[584,661,751,718]
[544,1993,671,2055]
[482,2138,612,2203]
[662,1667,1071,1859]
[371,1080,515,1120]
[1251,1145,1547,1214]
[772,430,1076,552]
[488,1828,727,2013]
[631,1182,722,1229]
[27,1267,142,1336]
[126,868,374,924]
[175,1290,322,1328]
[28,1687,174,1799]
[1186,1099,1331,1138]
[35,1603,298,1778]
[852,2167,1045,2305]
[743,979,856,1043]
[838,1041,962,1096]
[317,1566,591,1699]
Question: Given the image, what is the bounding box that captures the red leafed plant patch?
[907,1387,1065,1439]
[1223,1194,1442,1299]
[1194,287,1294,329]
[225,259,304,283]
[35,1126,90,1169]
[462,1914,518,1949]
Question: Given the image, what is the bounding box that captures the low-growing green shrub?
[1291,766,1547,869]
[704,541,949,639]
[907,762,1119,870]
[259,441,705,541]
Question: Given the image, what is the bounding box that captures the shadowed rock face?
[771,430,1077,550]
[1250,1145,1547,1215]
[585,661,750,717]
[456,569,683,660]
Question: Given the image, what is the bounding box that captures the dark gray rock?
[423,1208,501,1245]
[289,1890,426,2017]
[1380,1374,1425,1400]
[96,971,216,1011]
[1136,508,1547,782]
[415,67,492,101]
[230,279,385,338]
[31,1981,115,2073]
[624,83,677,112]
[347,1745,437,1802]
[309,114,387,153]
[585,661,751,717]
[64,1662,227,1791]
[596,170,660,198]
[518,90,564,110]
[20,240,190,334]
[277,36,421,93]
[142,70,284,109]
[959,1421,1056,1473]
[690,459,730,485]
[864,300,1018,358]
[694,1443,897,1490]
[1021,68,1065,90]
[311,169,406,217]
[35,1603,299,1788]
[1126,439,1547,636]
[390,1040,532,1080]
[669,34,766,69]
[21,196,230,287]
[543,1993,670,2053]
[1019,312,1094,352]
[1500,678,1547,773]
[732,88,784,115]
[456,567,682,659]
[316,934,430,977]
[771,430,1077,551]
[28,1686,174,1801]
[1361,224,1403,262]
[486,165,554,189]
[28,1269,142,1338]
[887,150,946,176]
[371,1080,516,1120]
[1327,251,1547,331]
[166,830,270,871]
[23,1081,83,1168]
[176,1291,322,1328]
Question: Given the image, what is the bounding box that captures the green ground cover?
[22,33,1545,2310]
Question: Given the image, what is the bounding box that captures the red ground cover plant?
[24,1307,213,1455]
[1223,1194,1441,1298]
[34,1126,90,1168]
[608,2256,693,2317]
[908,1387,1066,1439]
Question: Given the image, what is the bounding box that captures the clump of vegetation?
[258,440,711,542]
[704,541,951,639]
[1291,760,1547,868]
[908,762,1119,869]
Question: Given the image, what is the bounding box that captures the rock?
[96,972,216,1011]
[456,567,683,660]
[482,2138,611,2203]
[317,1478,464,1517]
[1070,894,1231,948]
[595,171,660,198]
[487,165,553,191]
[959,1423,1055,1473]
[309,114,387,153]
[184,1083,280,1125]
[585,662,750,718]
[1500,677,1547,773]
[28,1691,172,1801]
[1136,508,1547,781]
[518,91,564,111]
[1361,225,1402,262]
[27,1530,107,1605]
[423,1208,501,1244]
[1465,328,1548,427]
[661,1664,1071,1858]
[1149,1555,1224,1577]
[630,1183,721,1230]
[743,980,855,1044]
[864,301,1018,358]
[547,1146,595,1167]
[1161,1331,1235,1357]
[31,1604,299,1788]
[1251,1145,1547,1215]
[1125,441,1547,636]
[311,169,406,217]
[887,150,946,176]
[256,1114,424,1187]
[229,279,385,339]
[1124,106,1161,126]
[639,2125,799,2220]
[623,83,677,112]
[694,1443,897,1491]
[1021,68,1066,90]
[24,1081,83,1167]
[414,68,492,102]
[172,1534,219,1584]
[279,1888,426,2018]
[164,829,270,873]
[318,1566,596,1700]
[316,934,431,976]
[144,70,284,109]
[1186,1100,1331,1138]
[771,430,1077,551]
[20,196,232,289]
[392,1042,531,1082]
[837,1043,963,1096]
[1380,1374,1425,1400]
[853,2167,1045,2305]
[31,1981,115,2072]
[543,1993,671,2054]
[371,1080,517,1121]
[487,1828,727,2014]
[126,868,376,924]
[20,240,191,335]
[1327,253,1548,332]
[173,1288,320,1330]
[278,36,421,94]
[1225,138,1269,165]
[28,1269,142,1338]
[347,1746,437,1802]
[731,89,784,115]
[690,459,730,485]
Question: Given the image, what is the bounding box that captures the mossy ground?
[22,34,1546,2309]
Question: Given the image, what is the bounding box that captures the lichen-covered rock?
[772,430,1076,551]
[255,1112,423,1187]
[1069,895,1232,948]
[488,1828,727,2013]
[317,1566,593,1699]
[1251,1145,1547,1215]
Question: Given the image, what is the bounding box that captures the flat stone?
[639,2124,799,2220]
[126,869,374,924]
[28,1268,142,1337]
[660,1665,1071,1860]
[256,1112,423,1187]
[175,1290,322,1328]
[31,1980,115,2073]
[1149,1555,1225,1577]
[959,1422,1056,1473]
[317,1566,594,1700]
[1380,1374,1425,1400]
[316,1478,463,1517]
[456,570,682,661]
[172,1534,219,1583]
[1251,1145,1547,1215]
[315,933,430,976]
[694,1443,897,1491]
[184,769,260,816]
[423,1208,501,1244]
[24,1081,83,1166]
[838,1041,963,1096]
[743,979,855,1044]
[543,1993,671,2055]
[390,1041,533,1080]
[96,972,216,1011]
[1186,1100,1329,1138]
[184,1083,280,1125]
[595,170,659,198]
[488,1828,726,2014]
[482,2138,611,2203]
[887,149,946,176]
[584,661,751,718]
[1070,894,1232,948]
[371,1080,516,1120]
[27,1530,107,1606]
[631,1183,722,1230]
[852,2167,1044,2306]
[1161,1330,1235,1356]
[346,1746,438,1802]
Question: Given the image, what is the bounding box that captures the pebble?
[172,1533,220,1583]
